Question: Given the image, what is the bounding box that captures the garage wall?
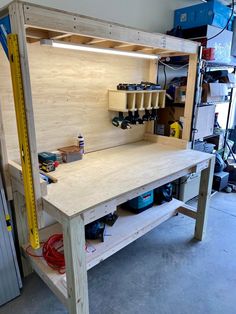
[0,0,198,33]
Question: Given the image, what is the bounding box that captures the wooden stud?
[195,155,215,240]
[182,53,198,141]
[23,4,199,54]
[145,59,158,134]
[138,47,154,51]
[63,216,89,314]
[148,59,158,84]
[87,38,108,45]
[11,185,32,276]
[9,2,43,226]
[113,43,135,49]
[178,205,197,219]
[60,34,91,44]
[48,31,72,39]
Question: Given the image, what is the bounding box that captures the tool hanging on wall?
[112,109,158,129]
[134,111,144,124]
[7,34,40,249]
[112,112,131,129]
[142,109,151,122]
[150,108,158,121]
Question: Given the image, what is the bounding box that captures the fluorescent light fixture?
[40,39,159,60]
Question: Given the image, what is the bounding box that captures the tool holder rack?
[108,90,166,112]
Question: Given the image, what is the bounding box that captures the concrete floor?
[1,192,236,314]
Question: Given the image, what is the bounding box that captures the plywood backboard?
[0,43,151,160]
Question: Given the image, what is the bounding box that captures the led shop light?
[40,39,159,60]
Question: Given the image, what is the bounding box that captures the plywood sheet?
[43,141,211,218]
[0,44,150,160]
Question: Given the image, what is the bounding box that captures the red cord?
[42,234,65,274]
[26,234,65,274]
[26,234,92,274]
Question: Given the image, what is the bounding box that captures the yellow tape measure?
[7,34,40,249]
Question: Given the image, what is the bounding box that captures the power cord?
[163,64,167,89]
[26,234,65,274]
[207,0,234,41]
[159,59,189,71]
[26,234,97,274]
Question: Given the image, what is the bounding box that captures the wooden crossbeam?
[60,34,92,44]
[178,205,197,219]
[87,38,108,45]
[25,27,49,39]
[113,43,135,49]
[48,31,73,40]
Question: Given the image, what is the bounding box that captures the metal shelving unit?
[192,59,236,160]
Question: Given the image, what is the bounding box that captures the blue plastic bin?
[128,190,154,213]
[174,0,233,30]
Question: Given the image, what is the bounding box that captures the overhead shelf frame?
[21,3,199,56]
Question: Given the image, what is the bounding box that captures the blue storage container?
[174,0,233,30]
[127,190,154,213]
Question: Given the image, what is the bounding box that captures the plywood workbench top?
[42,141,211,219]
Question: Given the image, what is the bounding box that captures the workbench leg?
[63,216,89,314]
[195,156,215,240]
[11,186,32,277]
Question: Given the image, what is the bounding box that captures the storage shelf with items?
[108,90,166,112]
[192,59,236,160]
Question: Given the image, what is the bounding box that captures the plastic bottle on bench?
[77,134,84,154]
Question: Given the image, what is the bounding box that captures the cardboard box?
[195,104,216,140]
[174,0,233,30]
[58,145,83,163]
[202,83,228,103]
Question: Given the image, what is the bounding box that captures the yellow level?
[7,34,40,249]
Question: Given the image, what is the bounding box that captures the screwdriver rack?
[108,89,166,112]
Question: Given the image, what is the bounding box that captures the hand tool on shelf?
[39,170,58,183]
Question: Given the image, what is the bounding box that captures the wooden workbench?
[0,3,209,314]
[21,141,214,314]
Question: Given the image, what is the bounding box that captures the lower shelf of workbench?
[22,198,186,306]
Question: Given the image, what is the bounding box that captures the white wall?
[0,0,199,33]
